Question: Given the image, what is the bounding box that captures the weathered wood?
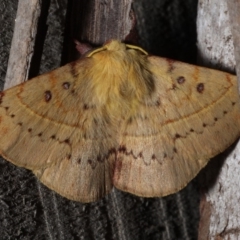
[227,0,240,91]
[4,0,41,90]
[65,0,136,61]
[74,0,135,43]
[197,0,240,239]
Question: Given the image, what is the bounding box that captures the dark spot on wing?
[83,104,89,110]
[127,117,133,124]
[119,145,127,153]
[197,83,204,93]
[44,91,52,102]
[177,76,186,84]
[166,58,175,72]
[51,135,56,139]
[172,84,177,90]
[64,138,70,144]
[97,155,103,162]
[108,148,116,155]
[88,159,97,169]
[155,99,161,106]
[62,82,70,90]
[175,133,181,139]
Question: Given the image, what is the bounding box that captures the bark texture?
[227,0,240,91]
[64,0,137,61]
[4,0,41,90]
[197,0,240,239]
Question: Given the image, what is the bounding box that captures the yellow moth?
[0,40,240,202]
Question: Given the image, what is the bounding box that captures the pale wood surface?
[197,0,240,239]
[65,0,136,61]
[4,0,41,90]
[227,0,240,91]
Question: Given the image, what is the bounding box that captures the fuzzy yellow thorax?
[86,40,155,116]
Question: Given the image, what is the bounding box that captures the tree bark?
[4,0,41,90]
[197,0,240,239]
[227,0,240,90]
[64,0,137,61]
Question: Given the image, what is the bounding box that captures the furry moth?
[0,40,240,202]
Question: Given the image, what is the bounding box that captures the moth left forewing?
[114,56,240,198]
[0,57,118,202]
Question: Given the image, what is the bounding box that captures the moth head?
[87,39,148,57]
[104,39,126,51]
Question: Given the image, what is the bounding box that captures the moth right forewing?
[114,56,240,198]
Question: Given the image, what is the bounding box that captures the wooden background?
[1,0,239,239]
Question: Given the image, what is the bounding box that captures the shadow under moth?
[0,40,240,202]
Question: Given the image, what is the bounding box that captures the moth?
[0,40,240,202]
